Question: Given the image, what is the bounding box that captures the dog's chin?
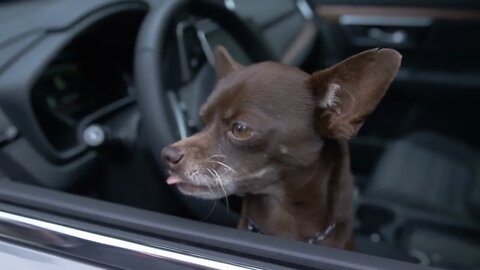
[167,171,237,200]
[176,183,228,199]
[166,166,280,199]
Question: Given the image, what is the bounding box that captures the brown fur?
[161,46,401,250]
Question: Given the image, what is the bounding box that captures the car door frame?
[0,180,431,270]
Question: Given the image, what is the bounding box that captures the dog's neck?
[241,139,353,244]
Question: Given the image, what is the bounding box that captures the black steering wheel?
[134,0,273,226]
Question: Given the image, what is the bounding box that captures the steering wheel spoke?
[175,19,209,83]
[166,91,189,139]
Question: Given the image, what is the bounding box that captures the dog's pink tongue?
[166,176,182,185]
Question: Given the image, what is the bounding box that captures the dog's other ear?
[310,48,401,139]
[214,46,243,78]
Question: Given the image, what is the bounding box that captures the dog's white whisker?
[207,160,236,174]
[216,161,236,173]
[197,169,212,192]
[212,168,230,212]
[204,168,216,193]
[202,200,217,221]
[191,168,211,192]
[207,155,226,160]
[246,167,273,179]
[211,168,221,185]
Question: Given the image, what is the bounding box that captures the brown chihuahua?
[162,46,401,250]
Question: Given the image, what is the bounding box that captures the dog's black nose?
[161,146,184,167]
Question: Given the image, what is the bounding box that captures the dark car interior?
[1,0,480,269]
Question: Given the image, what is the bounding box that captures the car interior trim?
[316,5,480,21]
[0,240,106,270]
[339,15,433,27]
[296,0,315,20]
[281,21,317,65]
[0,181,432,270]
[0,210,260,270]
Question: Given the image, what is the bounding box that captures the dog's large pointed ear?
[214,46,243,78]
[310,48,401,139]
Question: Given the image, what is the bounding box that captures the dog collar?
[246,217,264,234]
[247,217,336,244]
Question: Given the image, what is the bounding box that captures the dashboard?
[31,38,133,151]
[33,53,130,124]
[17,3,144,155]
[0,1,148,189]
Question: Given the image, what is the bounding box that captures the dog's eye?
[231,122,253,140]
